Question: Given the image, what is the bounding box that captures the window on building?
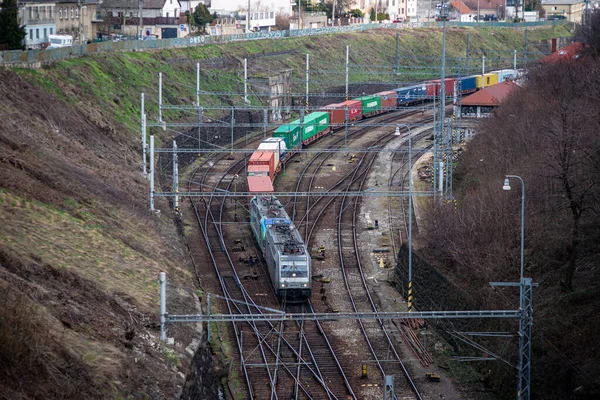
[43,28,47,38]
[35,7,40,19]
[50,28,53,35]
[59,8,62,19]
[270,12,274,18]
[76,8,79,18]
[36,29,39,39]
[71,8,74,19]
[28,7,33,19]
[29,29,33,40]
[49,7,52,19]
[553,6,557,10]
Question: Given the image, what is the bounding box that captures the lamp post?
[503,174,528,399]
[502,175,524,288]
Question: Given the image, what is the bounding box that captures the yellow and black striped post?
[306,100,309,115]
[408,281,413,312]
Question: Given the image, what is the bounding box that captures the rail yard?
[177,103,472,399]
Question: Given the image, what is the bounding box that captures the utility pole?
[435,1,448,194]
[78,0,83,44]
[139,0,143,39]
[395,32,400,77]
[523,29,529,66]
[305,54,309,114]
[246,0,251,33]
[332,0,336,25]
[345,45,349,101]
[465,33,470,74]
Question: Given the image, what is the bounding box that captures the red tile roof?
[460,80,520,106]
[450,0,473,14]
[539,42,584,64]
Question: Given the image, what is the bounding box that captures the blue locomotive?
[249,195,311,301]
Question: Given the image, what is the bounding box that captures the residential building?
[542,0,585,22]
[449,0,475,21]
[19,0,57,49]
[100,0,185,39]
[179,0,205,15]
[55,0,100,43]
[406,0,418,19]
[209,0,292,32]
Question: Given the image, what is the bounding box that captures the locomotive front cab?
[278,258,311,302]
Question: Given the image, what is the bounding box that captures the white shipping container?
[264,137,287,156]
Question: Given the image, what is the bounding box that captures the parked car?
[47,34,73,49]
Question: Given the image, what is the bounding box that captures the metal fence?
[0,20,558,68]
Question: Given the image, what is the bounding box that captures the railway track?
[186,149,354,398]
[180,107,439,398]
[280,114,435,398]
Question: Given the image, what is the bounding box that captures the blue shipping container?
[457,76,477,94]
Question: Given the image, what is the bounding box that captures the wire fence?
[0,20,560,68]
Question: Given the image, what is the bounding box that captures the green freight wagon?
[304,112,330,134]
[355,95,381,116]
[273,123,302,151]
[290,118,316,142]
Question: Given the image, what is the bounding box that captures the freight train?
[249,195,311,301]
[246,68,518,301]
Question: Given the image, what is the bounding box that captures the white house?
[101,0,185,38]
[406,0,418,20]
[209,0,293,17]
[19,0,58,48]
[209,0,290,32]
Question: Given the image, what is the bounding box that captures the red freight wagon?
[337,99,362,122]
[247,176,274,194]
[322,103,345,129]
[427,78,456,97]
[248,151,275,180]
[375,91,397,109]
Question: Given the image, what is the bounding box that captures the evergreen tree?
[193,4,214,33]
[0,0,26,50]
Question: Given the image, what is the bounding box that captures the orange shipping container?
[248,151,275,180]
[321,103,345,128]
[247,176,274,193]
[375,91,397,109]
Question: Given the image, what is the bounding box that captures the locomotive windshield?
[281,262,307,278]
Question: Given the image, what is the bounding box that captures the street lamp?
[503,174,529,400]
[502,175,524,286]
